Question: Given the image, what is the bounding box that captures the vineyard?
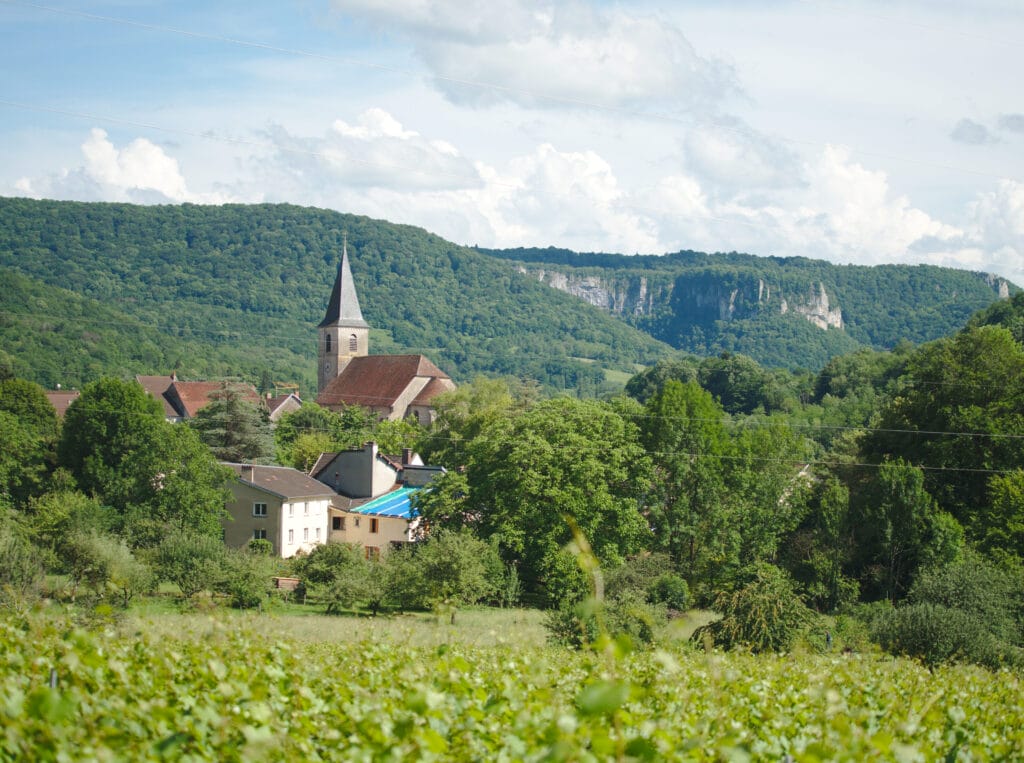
[1,614,1021,761]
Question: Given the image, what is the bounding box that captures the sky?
[2,0,1023,284]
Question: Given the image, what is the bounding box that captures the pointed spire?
[319,234,370,329]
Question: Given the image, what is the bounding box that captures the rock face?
[520,266,844,331]
[516,267,667,316]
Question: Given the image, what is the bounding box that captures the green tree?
[853,459,963,601]
[189,384,275,463]
[443,397,651,601]
[0,378,58,440]
[642,381,732,583]
[57,378,165,500]
[0,411,48,506]
[155,529,227,598]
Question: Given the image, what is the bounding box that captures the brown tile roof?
[316,354,450,409]
[411,376,454,406]
[226,463,337,500]
[135,374,179,418]
[45,390,80,418]
[168,381,262,419]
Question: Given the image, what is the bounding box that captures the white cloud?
[256,109,481,193]
[682,119,801,197]
[13,129,229,204]
[330,0,735,111]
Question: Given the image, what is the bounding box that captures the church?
[314,242,455,423]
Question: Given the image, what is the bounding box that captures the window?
[354,518,360,528]
[303,527,309,541]
[288,529,294,544]
[365,546,380,560]
[349,334,358,352]
[315,528,321,541]
[325,334,332,353]
[253,502,267,517]
[332,516,344,531]
[302,502,309,516]
[288,503,293,517]
[369,517,379,534]
[253,529,267,540]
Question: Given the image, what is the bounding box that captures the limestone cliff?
[519,265,844,332]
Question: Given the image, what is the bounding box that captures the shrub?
[870,603,1023,670]
[155,530,226,598]
[544,592,666,649]
[650,573,690,612]
[694,563,815,653]
[216,549,274,609]
[909,549,1022,646]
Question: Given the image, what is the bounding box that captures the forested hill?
[0,198,672,393]
[480,246,1015,369]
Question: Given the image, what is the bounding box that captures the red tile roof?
[135,374,179,418]
[167,381,262,419]
[316,355,450,410]
[45,390,80,418]
[411,376,454,406]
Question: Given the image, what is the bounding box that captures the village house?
[136,374,264,422]
[314,240,455,423]
[221,463,336,558]
[43,388,79,418]
[309,442,445,558]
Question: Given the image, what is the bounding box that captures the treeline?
[3,294,1024,669]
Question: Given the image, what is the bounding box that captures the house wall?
[328,509,411,555]
[223,482,284,555]
[279,497,331,558]
[223,483,330,558]
[386,376,430,421]
[316,443,397,498]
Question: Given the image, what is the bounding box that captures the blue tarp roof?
[351,486,420,519]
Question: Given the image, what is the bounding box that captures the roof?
[226,463,337,500]
[340,486,421,519]
[318,243,370,330]
[167,381,262,419]
[317,354,450,409]
[45,390,80,418]
[135,374,179,418]
[411,376,454,407]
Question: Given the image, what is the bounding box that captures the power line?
[1,0,1019,184]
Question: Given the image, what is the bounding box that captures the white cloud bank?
[330,0,735,112]
[14,129,230,204]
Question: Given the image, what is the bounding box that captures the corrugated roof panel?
[353,486,421,519]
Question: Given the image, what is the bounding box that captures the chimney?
[402,448,412,465]
[243,465,255,482]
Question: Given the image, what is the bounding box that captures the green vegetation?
[0,197,671,395]
[484,246,1012,369]
[3,611,1023,760]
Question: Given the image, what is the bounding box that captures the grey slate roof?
[318,242,370,329]
[225,463,337,500]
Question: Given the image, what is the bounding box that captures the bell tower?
[318,235,369,393]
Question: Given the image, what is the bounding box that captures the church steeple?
[318,236,370,394]
[319,236,369,330]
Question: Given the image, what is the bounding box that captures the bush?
[694,563,815,653]
[216,549,274,609]
[0,524,44,613]
[909,549,1022,646]
[544,592,667,649]
[650,574,690,612]
[155,530,226,598]
[870,603,1023,670]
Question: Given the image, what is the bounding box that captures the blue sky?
[3,0,1023,284]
